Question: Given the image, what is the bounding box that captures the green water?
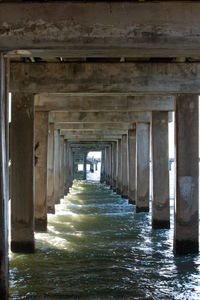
[9,180,200,299]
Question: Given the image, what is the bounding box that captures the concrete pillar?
[69,147,73,186]
[151,111,170,229]
[116,139,122,194]
[111,142,117,191]
[54,130,60,204]
[174,95,199,254]
[121,134,128,198]
[100,149,105,183]
[83,152,87,180]
[64,140,69,195]
[90,163,94,173]
[11,93,35,252]
[0,53,9,300]
[59,135,64,199]
[35,112,49,231]
[128,128,136,204]
[136,123,150,212]
[105,146,111,186]
[47,123,55,214]
[95,163,98,171]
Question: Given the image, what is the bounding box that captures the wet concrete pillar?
[136,123,150,212]
[111,142,117,191]
[47,123,55,214]
[64,140,69,195]
[54,130,61,204]
[90,163,94,173]
[151,111,170,229]
[116,139,122,194]
[121,134,128,198]
[0,53,9,300]
[95,163,98,171]
[59,135,64,199]
[11,93,35,252]
[174,95,199,254]
[69,147,73,186]
[100,149,105,183]
[83,152,87,180]
[128,128,136,204]
[35,112,49,231]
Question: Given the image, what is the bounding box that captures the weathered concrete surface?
[121,134,128,198]
[2,2,200,57]
[64,135,121,141]
[0,53,9,300]
[55,123,135,131]
[50,112,150,123]
[174,95,199,254]
[59,135,64,200]
[11,93,34,253]
[111,142,117,191]
[54,130,61,204]
[35,112,49,232]
[35,94,174,111]
[83,153,87,180]
[151,112,169,229]
[47,123,55,214]
[105,146,112,186]
[10,62,200,94]
[128,129,136,204]
[136,123,150,213]
[116,139,122,195]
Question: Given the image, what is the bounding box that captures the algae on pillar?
[11,93,35,251]
[35,111,49,231]
[128,128,136,204]
[151,111,170,229]
[136,123,150,212]
[174,95,199,254]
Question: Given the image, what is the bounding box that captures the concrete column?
[59,135,64,199]
[174,95,199,254]
[121,134,128,198]
[35,112,49,231]
[111,142,117,191]
[100,149,105,183]
[11,93,34,252]
[95,163,98,171]
[116,139,122,194]
[0,53,9,300]
[47,123,55,214]
[69,147,73,186]
[83,152,87,180]
[105,146,111,186]
[54,130,60,204]
[64,140,69,195]
[136,123,150,212]
[90,163,94,173]
[151,111,170,229]
[128,128,136,204]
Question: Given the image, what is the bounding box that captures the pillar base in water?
[35,219,47,232]
[136,206,149,213]
[152,219,170,229]
[11,241,35,253]
[47,207,55,214]
[122,194,128,199]
[116,188,121,195]
[174,239,199,255]
[128,198,136,205]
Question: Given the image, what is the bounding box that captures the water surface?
[9,178,200,299]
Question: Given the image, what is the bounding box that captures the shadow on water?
[9,180,200,300]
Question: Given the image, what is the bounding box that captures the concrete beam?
[60,130,127,136]
[2,2,200,57]
[35,94,174,111]
[10,62,200,94]
[64,135,122,140]
[50,112,150,123]
[55,123,135,131]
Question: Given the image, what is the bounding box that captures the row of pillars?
[100,105,199,255]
